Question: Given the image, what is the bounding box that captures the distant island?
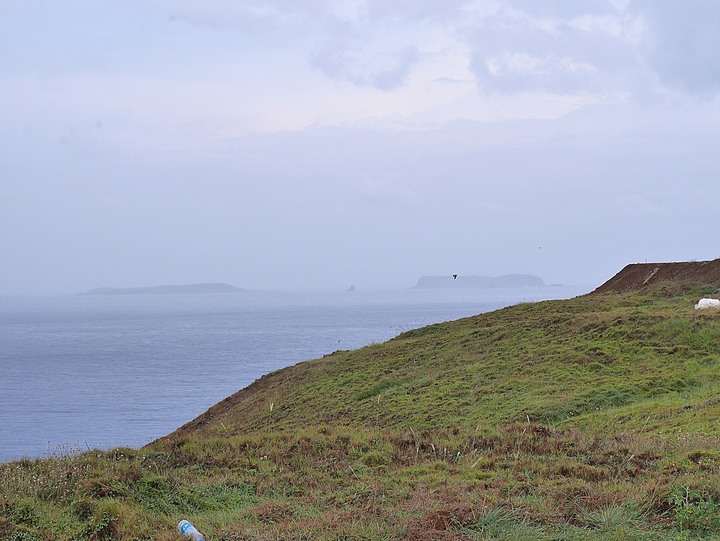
[81,283,247,295]
[414,274,545,289]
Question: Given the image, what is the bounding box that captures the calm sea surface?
[0,286,588,462]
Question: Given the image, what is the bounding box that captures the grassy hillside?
[169,285,720,439]
[4,283,720,540]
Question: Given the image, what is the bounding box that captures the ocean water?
[0,286,588,462]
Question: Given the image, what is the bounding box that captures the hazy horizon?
[3,1,719,295]
[11,273,595,297]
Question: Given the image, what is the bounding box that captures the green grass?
[4,283,720,539]
[170,285,720,439]
[4,425,720,539]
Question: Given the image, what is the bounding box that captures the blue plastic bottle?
[178,520,205,541]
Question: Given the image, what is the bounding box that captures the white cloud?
[462,1,645,96]
[485,52,596,77]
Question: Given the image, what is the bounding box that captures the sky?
[1,0,720,294]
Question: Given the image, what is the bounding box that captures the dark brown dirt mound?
[592,258,720,294]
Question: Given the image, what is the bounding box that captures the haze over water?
[0,285,587,462]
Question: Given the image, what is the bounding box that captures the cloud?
[312,43,419,90]
[169,0,430,92]
[167,0,325,43]
[461,0,720,99]
[508,0,618,18]
[476,51,598,93]
[463,2,643,94]
[631,0,720,95]
[363,0,468,21]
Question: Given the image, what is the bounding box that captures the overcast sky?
[2,0,719,294]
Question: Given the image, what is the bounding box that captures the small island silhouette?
[80,283,247,295]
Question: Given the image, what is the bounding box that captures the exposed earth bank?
[592,258,720,294]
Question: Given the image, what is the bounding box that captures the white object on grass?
[695,298,720,310]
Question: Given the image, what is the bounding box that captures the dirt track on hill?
[592,258,720,294]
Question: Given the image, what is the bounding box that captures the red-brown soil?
[592,258,720,294]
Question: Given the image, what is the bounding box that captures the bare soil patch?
[592,258,720,294]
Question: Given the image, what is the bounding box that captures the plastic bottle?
[178,520,205,541]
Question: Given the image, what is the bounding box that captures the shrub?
[669,485,720,532]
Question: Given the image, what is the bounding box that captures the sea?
[0,285,589,463]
